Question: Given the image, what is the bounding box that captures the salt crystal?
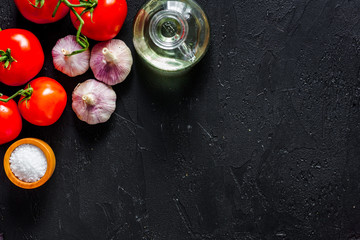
[9,144,47,183]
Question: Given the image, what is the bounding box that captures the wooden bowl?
[3,138,56,189]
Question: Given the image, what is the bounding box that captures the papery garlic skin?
[90,39,133,85]
[52,35,90,77]
[72,79,116,125]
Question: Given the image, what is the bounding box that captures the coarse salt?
[9,144,47,183]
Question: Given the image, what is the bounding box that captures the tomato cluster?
[12,0,128,41]
[0,0,128,144]
[0,27,67,144]
[0,77,67,144]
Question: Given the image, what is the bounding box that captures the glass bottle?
[133,0,210,74]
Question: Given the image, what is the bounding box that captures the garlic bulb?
[52,35,90,77]
[72,79,116,125]
[90,39,133,85]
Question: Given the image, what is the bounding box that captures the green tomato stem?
[0,84,33,103]
[29,0,45,8]
[53,0,97,55]
[0,48,17,69]
[52,0,62,17]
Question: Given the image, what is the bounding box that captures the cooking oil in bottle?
[133,0,210,74]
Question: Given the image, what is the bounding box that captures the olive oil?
[133,0,210,73]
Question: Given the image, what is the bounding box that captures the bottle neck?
[149,9,189,50]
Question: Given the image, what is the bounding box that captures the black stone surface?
[1,0,360,239]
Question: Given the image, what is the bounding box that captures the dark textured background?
[1,0,360,239]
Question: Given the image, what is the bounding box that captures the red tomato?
[0,29,44,86]
[0,96,22,145]
[18,77,67,126]
[14,0,69,24]
[70,0,127,41]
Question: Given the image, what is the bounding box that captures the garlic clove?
[72,79,116,125]
[52,35,90,77]
[90,39,133,85]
